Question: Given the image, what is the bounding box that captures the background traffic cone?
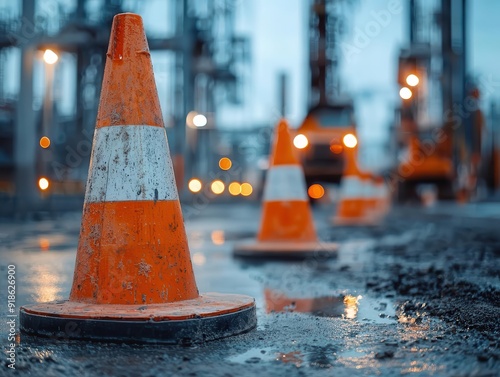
[362,172,390,224]
[333,146,375,225]
[373,175,391,218]
[233,119,337,259]
[20,13,256,344]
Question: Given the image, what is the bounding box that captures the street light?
[240,183,253,197]
[343,133,358,148]
[219,157,232,170]
[193,114,207,128]
[211,180,225,195]
[188,178,202,193]
[399,87,412,100]
[38,177,49,191]
[228,182,241,196]
[406,74,419,87]
[43,49,58,65]
[293,134,308,149]
[39,136,51,148]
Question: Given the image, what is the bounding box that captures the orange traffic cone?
[264,288,344,316]
[362,174,390,223]
[373,175,391,218]
[233,119,337,259]
[333,146,375,225]
[20,13,256,344]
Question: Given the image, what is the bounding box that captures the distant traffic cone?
[362,174,390,223]
[20,13,256,344]
[233,119,338,259]
[361,171,377,219]
[333,146,375,225]
[373,175,391,217]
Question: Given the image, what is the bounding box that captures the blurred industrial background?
[0,0,499,216]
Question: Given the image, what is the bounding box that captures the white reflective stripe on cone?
[85,125,178,202]
[362,180,373,197]
[340,176,365,198]
[374,185,387,199]
[263,165,308,201]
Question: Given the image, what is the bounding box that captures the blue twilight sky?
[224,0,500,135]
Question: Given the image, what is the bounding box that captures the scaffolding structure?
[0,0,249,215]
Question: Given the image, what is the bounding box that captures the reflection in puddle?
[264,289,395,323]
[401,360,443,374]
[228,347,275,364]
[276,351,303,367]
[229,348,336,369]
[339,349,365,359]
[29,265,64,303]
[20,234,74,252]
[343,295,362,319]
[265,289,345,317]
[39,237,50,251]
[228,348,304,367]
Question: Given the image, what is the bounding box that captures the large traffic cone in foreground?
[333,146,377,225]
[20,13,256,344]
[233,119,337,259]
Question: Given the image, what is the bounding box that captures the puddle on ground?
[338,349,366,358]
[227,347,276,364]
[229,348,339,368]
[228,348,306,367]
[264,288,396,324]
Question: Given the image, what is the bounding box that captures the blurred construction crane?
[394,0,487,201]
[292,0,357,194]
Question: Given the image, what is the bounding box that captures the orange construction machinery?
[233,119,338,259]
[292,103,358,187]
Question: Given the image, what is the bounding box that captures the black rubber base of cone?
[233,241,338,261]
[19,305,256,345]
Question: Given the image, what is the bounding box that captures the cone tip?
[108,12,148,60]
[113,12,143,22]
[277,118,290,133]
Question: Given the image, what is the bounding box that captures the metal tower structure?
[395,0,469,199]
[0,0,248,215]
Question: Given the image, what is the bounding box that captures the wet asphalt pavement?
[1,202,499,376]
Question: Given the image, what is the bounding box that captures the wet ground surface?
[1,202,499,376]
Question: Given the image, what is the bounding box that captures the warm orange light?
[39,238,50,251]
[343,134,358,148]
[330,143,343,154]
[39,136,51,148]
[188,178,202,193]
[406,74,419,87]
[193,114,207,128]
[308,184,325,199]
[293,134,308,149]
[399,87,412,100]
[211,230,225,245]
[38,177,49,191]
[43,49,58,64]
[228,182,241,196]
[211,180,225,194]
[219,157,232,170]
[240,182,253,196]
